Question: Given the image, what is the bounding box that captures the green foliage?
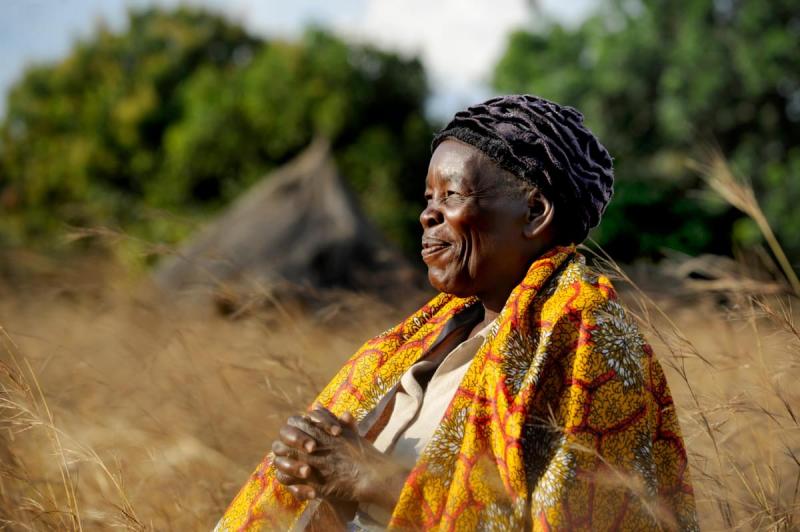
[0,7,258,247]
[494,0,800,261]
[158,29,430,251]
[0,8,431,255]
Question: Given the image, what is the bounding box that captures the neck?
[470,295,504,339]
[477,244,557,318]
[477,252,541,316]
[480,304,500,325]
[477,275,520,316]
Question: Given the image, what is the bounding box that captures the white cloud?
[332,0,599,118]
[346,0,529,86]
[336,0,530,118]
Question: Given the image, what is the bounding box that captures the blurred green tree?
[494,0,800,261]
[158,29,430,251]
[0,7,259,247]
[0,8,431,256]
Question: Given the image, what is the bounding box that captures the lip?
[421,237,451,260]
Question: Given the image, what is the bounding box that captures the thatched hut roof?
[154,139,423,298]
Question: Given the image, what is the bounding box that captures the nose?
[420,201,444,229]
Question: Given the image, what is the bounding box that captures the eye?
[424,192,433,201]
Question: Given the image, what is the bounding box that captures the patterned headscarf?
[432,94,614,243]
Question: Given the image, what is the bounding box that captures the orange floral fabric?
[217,246,697,531]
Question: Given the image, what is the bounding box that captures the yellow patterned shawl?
[217,246,697,531]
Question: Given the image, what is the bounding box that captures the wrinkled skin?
[421,139,554,312]
[273,138,556,515]
[272,407,408,511]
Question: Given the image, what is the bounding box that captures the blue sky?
[0,0,598,119]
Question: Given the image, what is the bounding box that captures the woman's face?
[420,139,539,299]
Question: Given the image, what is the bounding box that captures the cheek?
[446,204,485,244]
[464,230,497,279]
[450,232,494,288]
[464,217,523,280]
[433,203,507,287]
[456,213,495,264]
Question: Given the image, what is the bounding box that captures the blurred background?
[1,0,799,530]
[2,0,797,264]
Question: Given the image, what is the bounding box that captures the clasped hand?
[272,406,408,511]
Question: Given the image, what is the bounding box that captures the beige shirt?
[353,314,496,529]
[372,318,496,466]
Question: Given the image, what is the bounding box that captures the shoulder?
[537,254,653,388]
[538,253,618,323]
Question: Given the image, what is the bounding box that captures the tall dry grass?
[0,154,798,530]
[0,258,418,530]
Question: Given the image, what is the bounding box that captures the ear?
[523,188,555,240]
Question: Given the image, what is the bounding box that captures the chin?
[426,269,476,298]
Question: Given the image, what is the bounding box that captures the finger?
[340,411,357,428]
[300,451,335,476]
[280,419,317,453]
[288,484,317,501]
[271,440,297,458]
[307,407,343,436]
[276,470,316,491]
[274,456,312,481]
[287,415,333,450]
[275,469,295,486]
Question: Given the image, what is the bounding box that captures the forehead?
[426,139,497,187]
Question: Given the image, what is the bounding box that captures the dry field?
[0,245,798,531]
[0,251,420,530]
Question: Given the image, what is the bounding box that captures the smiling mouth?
[421,239,451,259]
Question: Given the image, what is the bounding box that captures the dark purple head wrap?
[432,94,614,244]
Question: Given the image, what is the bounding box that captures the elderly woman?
[216,95,698,531]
